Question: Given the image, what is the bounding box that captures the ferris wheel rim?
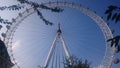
[4,1,114,68]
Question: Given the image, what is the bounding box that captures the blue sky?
[0,0,120,68]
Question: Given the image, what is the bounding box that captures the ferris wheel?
[2,1,119,68]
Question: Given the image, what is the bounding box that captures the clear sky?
[0,0,120,68]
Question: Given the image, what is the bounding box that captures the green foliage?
[64,56,91,68]
[0,0,64,27]
[40,4,64,12]
[0,0,64,40]
[17,0,64,25]
[105,5,120,23]
[36,9,53,25]
[0,4,24,11]
[107,35,120,47]
[17,0,64,12]
[0,17,12,25]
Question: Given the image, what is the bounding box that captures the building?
[0,39,14,68]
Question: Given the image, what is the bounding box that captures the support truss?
[44,24,71,68]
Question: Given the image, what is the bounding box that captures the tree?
[16,0,63,25]
[0,0,63,30]
[105,5,120,23]
[64,56,91,68]
[105,5,120,47]
[107,35,120,47]
[0,0,64,40]
[105,5,120,65]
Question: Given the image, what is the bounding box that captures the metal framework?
[44,23,71,68]
[4,1,115,68]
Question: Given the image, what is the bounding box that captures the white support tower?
[44,23,72,68]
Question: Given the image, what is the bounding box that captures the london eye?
[1,1,119,68]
